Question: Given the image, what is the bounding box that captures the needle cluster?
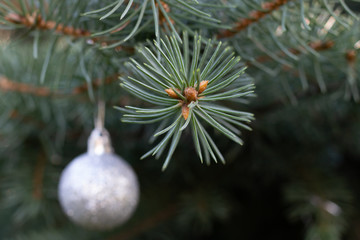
[117,33,255,170]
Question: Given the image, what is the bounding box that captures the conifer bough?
[84,0,224,48]
[117,33,255,170]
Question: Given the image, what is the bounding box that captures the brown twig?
[0,76,59,97]
[7,110,44,129]
[5,12,90,37]
[217,0,290,38]
[72,73,121,95]
[248,40,335,66]
[0,73,121,97]
[156,1,174,27]
[4,12,135,52]
[253,78,344,118]
[32,151,46,200]
[108,203,178,240]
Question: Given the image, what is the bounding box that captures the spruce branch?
[3,12,91,38]
[117,33,254,170]
[218,0,357,39]
[1,10,134,52]
[217,0,290,38]
[84,0,225,48]
[228,0,359,100]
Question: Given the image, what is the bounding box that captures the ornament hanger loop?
[88,100,113,155]
[95,100,106,130]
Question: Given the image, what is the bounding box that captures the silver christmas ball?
[58,128,140,230]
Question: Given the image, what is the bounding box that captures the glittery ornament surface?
[58,153,139,230]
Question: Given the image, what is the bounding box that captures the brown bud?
[165,88,180,99]
[10,110,19,118]
[198,80,209,94]
[82,31,91,37]
[25,13,36,26]
[346,50,356,63]
[309,40,334,51]
[63,26,74,35]
[74,28,82,37]
[115,46,123,52]
[262,2,276,10]
[182,104,190,120]
[249,10,265,19]
[36,88,51,96]
[323,40,334,49]
[163,2,170,12]
[56,24,63,31]
[45,21,56,29]
[184,87,197,102]
[39,19,46,28]
[4,13,22,24]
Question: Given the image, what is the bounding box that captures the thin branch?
[0,76,58,97]
[3,12,135,52]
[0,74,120,97]
[6,110,45,131]
[249,40,334,65]
[32,150,46,200]
[156,0,174,27]
[217,0,290,38]
[72,73,121,94]
[4,12,90,38]
[253,76,345,118]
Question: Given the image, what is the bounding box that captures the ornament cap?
[87,100,113,155]
[88,127,113,155]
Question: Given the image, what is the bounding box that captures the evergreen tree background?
[0,0,360,239]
